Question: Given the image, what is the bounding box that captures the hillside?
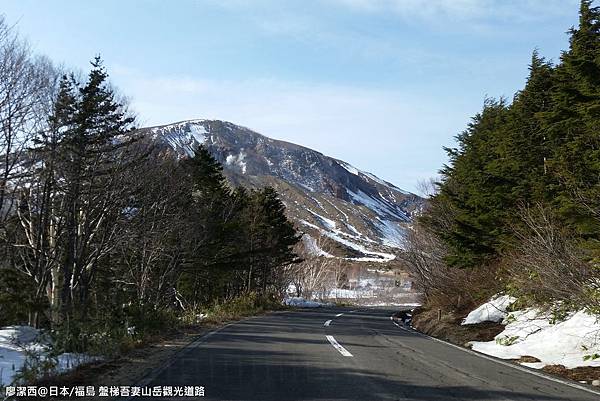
[141,119,424,262]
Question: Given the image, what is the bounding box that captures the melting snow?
[347,189,409,222]
[302,234,334,258]
[307,209,337,230]
[377,219,406,249]
[284,297,328,308]
[297,220,395,262]
[339,161,360,176]
[151,121,207,157]
[324,198,350,222]
[310,197,326,211]
[329,288,375,299]
[0,326,99,385]
[339,161,411,195]
[470,308,600,369]
[325,231,395,262]
[462,295,516,325]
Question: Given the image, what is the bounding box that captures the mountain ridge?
[140,119,424,263]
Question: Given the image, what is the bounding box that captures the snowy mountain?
[141,119,424,263]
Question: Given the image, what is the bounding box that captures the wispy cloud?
[110,65,472,191]
[201,0,577,67]
[327,0,578,23]
[331,0,485,19]
[211,0,578,27]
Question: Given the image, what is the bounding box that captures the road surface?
[135,307,600,400]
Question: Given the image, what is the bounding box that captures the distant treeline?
[403,0,600,316]
[0,16,300,352]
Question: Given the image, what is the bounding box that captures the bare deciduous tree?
[505,204,598,310]
[0,17,57,227]
[288,234,338,300]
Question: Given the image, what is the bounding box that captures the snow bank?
[470,309,600,369]
[462,295,516,325]
[0,326,98,385]
[0,326,39,346]
[284,297,327,308]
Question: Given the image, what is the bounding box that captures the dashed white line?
[324,320,332,327]
[326,335,353,357]
[335,313,344,317]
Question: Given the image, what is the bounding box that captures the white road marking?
[349,310,358,313]
[335,313,344,317]
[326,335,353,357]
[389,315,600,397]
[324,320,332,327]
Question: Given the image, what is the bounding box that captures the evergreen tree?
[178,148,299,304]
[541,0,600,257]
[429,52,557,267]
[505,50,555,206]
[51,56,136,316]
[432,98,510,267]
[242,187,300,292]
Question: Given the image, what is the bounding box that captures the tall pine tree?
[52,56,136,317]
[542,0,600,257]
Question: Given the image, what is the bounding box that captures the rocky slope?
[141,119,424,262]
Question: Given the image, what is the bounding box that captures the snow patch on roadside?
[0,326,99,385]
[468,306,600,369]
[284,297,328,308]
[462,295,516,325]
[329,288,375,299]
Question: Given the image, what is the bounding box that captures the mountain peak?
[142,119,424,262]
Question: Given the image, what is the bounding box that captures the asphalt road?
[136,307,600,401]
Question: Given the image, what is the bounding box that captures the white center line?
[326,335,353,357]
[335,313,344,317]
[324,320,332,327]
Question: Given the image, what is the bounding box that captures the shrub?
[11,347,58,385]
[504,204,599,312]
[205,292,284,322]
[399,220,502,312]
[496,335,519,346]
[49,304,179,358]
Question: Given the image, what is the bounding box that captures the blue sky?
[3,0,580,193]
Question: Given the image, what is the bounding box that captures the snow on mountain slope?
[143,119,424,262]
